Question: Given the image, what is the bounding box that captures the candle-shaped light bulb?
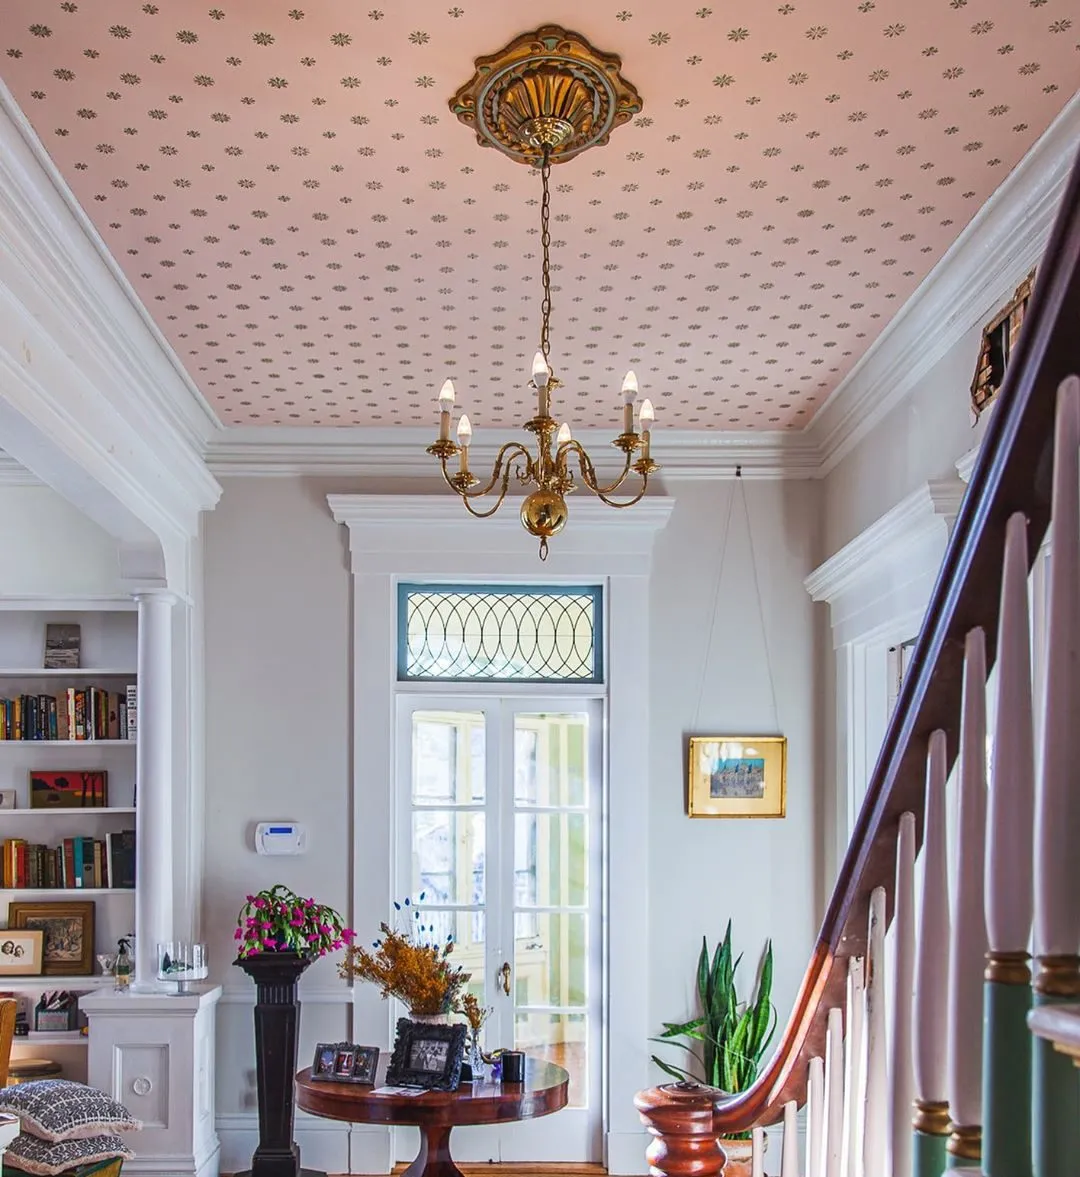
[639,398,654,461]
[532,350,551,418]
[438,378,455,442]
[456,414,472,473]
[621,370,638,432]
[556,422,572,446]
[531,351,550,389]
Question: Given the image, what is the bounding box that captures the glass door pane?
[511,710,593,1110]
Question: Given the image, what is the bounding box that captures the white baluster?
[1032,374,1080,1176]
[862,888,888,1177]
[782,1099,800,1177]
[805,1055,825,1177]
[981,510,1035,1176]
[913,730,951,1146]
[1035,375,1080,963]
[889,813,917,1177]
[751,1126,766,1177]
[946,626,988,1164]
[823,1007,844,1177]
[840,957,866,1177]
[987,511,1035,957]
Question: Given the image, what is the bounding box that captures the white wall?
[0,484,126,597]
[646,479,824,1081]
[822,324,990,558]
[201,474,824,1171]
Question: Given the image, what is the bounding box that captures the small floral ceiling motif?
[2,2,1076,430]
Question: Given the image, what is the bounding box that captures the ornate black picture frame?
[386,1017,467,1091]
[310,1041,380,1085]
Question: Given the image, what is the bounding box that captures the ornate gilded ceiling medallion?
[449,26,643,165]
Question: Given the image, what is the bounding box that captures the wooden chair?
[0,997,17,1088]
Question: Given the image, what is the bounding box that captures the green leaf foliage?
[654,926,776,1098]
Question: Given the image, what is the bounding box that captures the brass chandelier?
[427,27,656,559]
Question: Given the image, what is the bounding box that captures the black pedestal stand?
[233,951,325,1177]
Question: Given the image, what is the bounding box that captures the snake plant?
[651,921,776,1134]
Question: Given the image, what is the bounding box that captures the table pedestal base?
[403,1124,463,1177]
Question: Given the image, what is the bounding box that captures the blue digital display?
[268,826,293,835]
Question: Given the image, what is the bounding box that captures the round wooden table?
[295,1057,569,1177]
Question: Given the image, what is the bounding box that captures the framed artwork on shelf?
[43,624,81,670]
[0,790,16,810]
[7,900,95,976]
[386,1017,467,1091]
[0,929,44,976]
[687,736,787,819]
[29,771,108,809]
[311,1042,380,1085]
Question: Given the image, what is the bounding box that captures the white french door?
[395,694,604,1162]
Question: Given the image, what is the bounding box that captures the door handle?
[499,960,512,996]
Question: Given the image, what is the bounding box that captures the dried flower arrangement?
[339,895,471,1016]
[234,884,354,959]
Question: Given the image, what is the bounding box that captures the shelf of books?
[0,605,138,1082]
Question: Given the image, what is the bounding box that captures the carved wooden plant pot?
[718,1138,755,1177]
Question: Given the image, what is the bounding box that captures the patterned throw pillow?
[2,1132,133,1176]
[0,1081,140,1142]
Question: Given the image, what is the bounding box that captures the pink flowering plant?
[234,884,354,959]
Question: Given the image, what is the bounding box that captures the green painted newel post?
[1032,959,1080,1177]
[982,958,1033,1177]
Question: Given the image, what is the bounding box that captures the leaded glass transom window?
[398,584,603,683]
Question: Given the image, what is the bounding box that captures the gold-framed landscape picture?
[7,901,95,976]
[687,736,787,819]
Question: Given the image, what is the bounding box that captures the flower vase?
[409,1011,454,1025]
[468,1036,486,1082]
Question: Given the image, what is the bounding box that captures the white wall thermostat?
[254,822,307,856]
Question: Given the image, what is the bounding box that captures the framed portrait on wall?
[687,736,786,819]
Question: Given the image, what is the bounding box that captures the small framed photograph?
[0,930,44,975]
[311,1041,380,1085]
[29,771,108,809]
[7,901,95,976]
[386,1017,467,1092]
[687,736,787,819]
[0,790,17,810]
[43,623,81,670]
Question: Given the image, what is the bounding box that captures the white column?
[133,589,177,989]
[913,731,951,1130]
[889,813,917,1177]
[862,887,888,1177]
[946,627,988,1160]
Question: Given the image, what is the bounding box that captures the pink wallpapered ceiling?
[1,2,1076,431]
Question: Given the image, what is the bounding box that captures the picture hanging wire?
[691,465,782,734]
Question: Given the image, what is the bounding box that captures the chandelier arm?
[441,442,535,501]
[560,439,634,496]
[590,476,652,510]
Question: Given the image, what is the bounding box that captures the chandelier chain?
[539,144,553,366]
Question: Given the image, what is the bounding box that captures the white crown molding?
[0,82,221,580]
[807,89,1080,477]
[806,476,967,605]
[206,424,820,479]
[956,444,981,485]
[0,81,221,454]
[0,451,38,486]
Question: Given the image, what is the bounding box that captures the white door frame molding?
[806,478,966,851]
[329,494,674,1175]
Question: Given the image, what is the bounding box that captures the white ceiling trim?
[0,79,221,454]
[807,89,1080,477]
[206,424,820,480]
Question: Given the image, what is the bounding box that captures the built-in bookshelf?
[0,605,137,1025]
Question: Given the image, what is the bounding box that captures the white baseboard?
[604,1131,649,1175]
[216,1114,349,1175]
[123,1146,220,1177]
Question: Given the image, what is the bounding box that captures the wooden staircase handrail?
[713,145,1080,1132]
